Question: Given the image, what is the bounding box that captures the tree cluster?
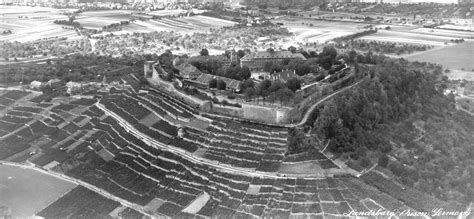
[53,19,81,28]
[208,78,227,90]
[333,30,377,43]
[290,53,471,204]
[241,78,299,106]
[0,54,145,84]
[335,40,433,55]
[102,21,130,32]
[189,57,251,81]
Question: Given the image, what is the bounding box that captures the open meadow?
[405,41,474,72]
[0,164,76,218]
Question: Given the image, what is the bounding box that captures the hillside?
[300,56,472,206]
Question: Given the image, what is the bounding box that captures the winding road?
[292,80,362,127]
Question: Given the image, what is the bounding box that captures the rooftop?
[175,63,203,79]
[194,73,241,90]
[241,51,307,61]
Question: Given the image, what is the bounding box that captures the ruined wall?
[241,104,290,124]
[211,104,244,117]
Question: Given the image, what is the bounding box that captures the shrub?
[209,79,217,88]
[378,154,389,168]
[216,80,226,90]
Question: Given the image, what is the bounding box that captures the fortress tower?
[144,61,155,78]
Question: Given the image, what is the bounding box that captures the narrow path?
[293,80,362,127]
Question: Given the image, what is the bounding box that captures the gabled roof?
[176,63,202,78]
[188,55,231,64]
[194,74,241,90]
[241,50,306,61]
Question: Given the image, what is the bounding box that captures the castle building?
[240,50,306,71]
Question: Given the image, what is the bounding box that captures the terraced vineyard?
[0,87,453,217]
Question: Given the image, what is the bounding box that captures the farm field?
[0,6,77,42]
[147,9,206,17]
[411,27,474,39]
[405,41,474,71]
[0,164,76,218]
[359,29,459,46]
[274,17,365,43]
[437,24,474,32]
[37,186,121,218]
[127,15,236,34]
[0,6,234,42]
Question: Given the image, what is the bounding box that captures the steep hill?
[301,56,472,207]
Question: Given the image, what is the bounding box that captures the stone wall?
[145,63,291,124]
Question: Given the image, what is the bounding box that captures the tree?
[244,87,255,101]
[216,79,226,90]
[258,79,272,100]
[266,48,275,54]
[264,61,274,72]
[286,77,301,92]
[200,48,209,56]
[241,66,251,80]
[378,154,389,168]
[269,80,285,93]
[277,88,294,106]
[236,50,246,60]
[270,63,283,73]
[288,46,297,53]
[209,78,217,88]
[240,79,254,91]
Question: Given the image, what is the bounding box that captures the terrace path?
[97,103,351,179]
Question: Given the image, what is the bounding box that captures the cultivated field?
[359,29,459,46]
[274,17,366,44]
[124,15,236,34]
[0,7,234,42]
[0,164,76,218]
[0,6,78,42]
[411,27,474,39]
[405,41,474,71]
